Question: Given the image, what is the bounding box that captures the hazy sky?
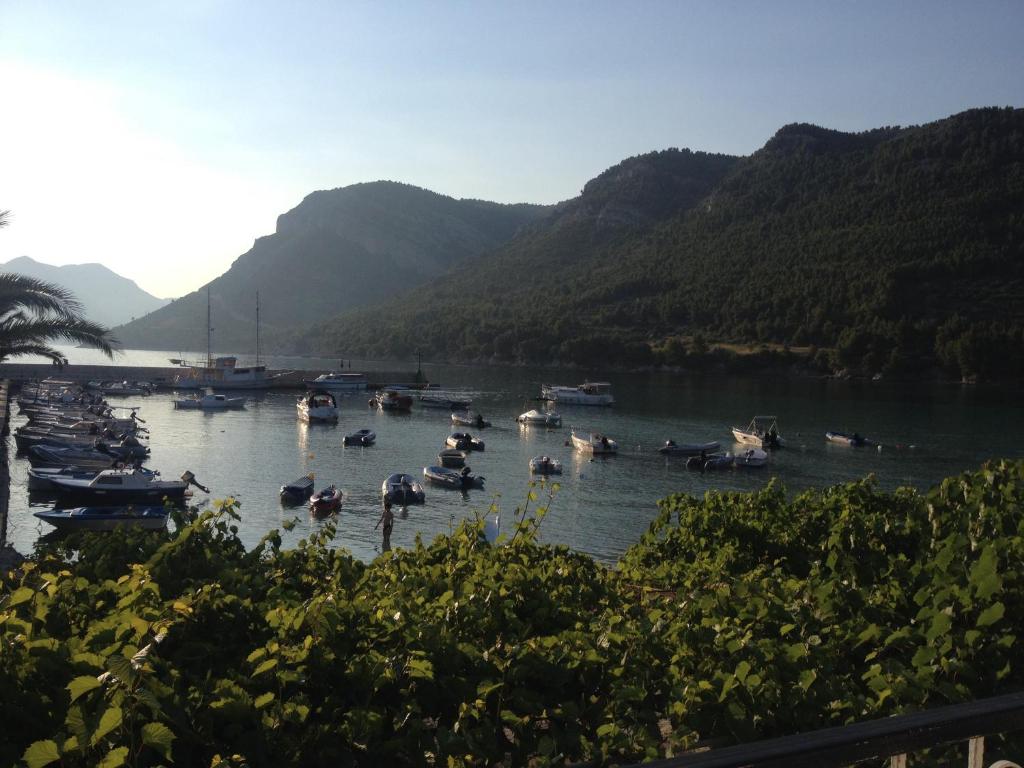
[1,1,1022,299]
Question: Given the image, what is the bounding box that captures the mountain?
[112,182,549,352]
[291,107,1024,379]
[0,256,170,328]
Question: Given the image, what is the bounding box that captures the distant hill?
[112,182,549,352]
[0,256,170,328]
[291,108,1024,380]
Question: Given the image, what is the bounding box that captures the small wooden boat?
[446,432,485,451]
[731,416,785,449]
[733,447,768,468]
[517,409,562,427]
[280,475,315,504]
[658,439,721,456]
[452,412,491,428]
[529,455,563,475]
[437,448,467,468]
[570,429,617,455]
[33,505,169,532]
[343,429,376,446]
[423,466,484,490]
[309,485,342,516]
[825,431,873,447]
[382,473,425,505]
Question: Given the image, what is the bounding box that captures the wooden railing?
[629,692,1024,768]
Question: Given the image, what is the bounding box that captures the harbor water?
[4,347,1023,562]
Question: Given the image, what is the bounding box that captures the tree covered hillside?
[296,108,1024,380]
[112,182,549,352]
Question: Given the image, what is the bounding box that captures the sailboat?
[173,290,282,390]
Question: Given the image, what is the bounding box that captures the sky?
[1,1,1022,299]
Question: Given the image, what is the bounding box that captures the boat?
[302,372,368,392]
[28,466,157,492]
[419,394,472,410]
[422,466,484,490]
[687,453,734,471]
[731,416,785,449]
[826,431,873,447]
[382,473,425,505]
[33,506,169,532]
[570,429,618,455]
[452,412,491,428]
[44,468,203,505]
[309,485,343,516]
[297,391,339,423]
[372,390,413,411]
[437,448,467,468]
[343,429,376,446]
[174,390,246,410]
[517,409,562,427]
[86,380,152,397]
[26,438,149,466]
[541,382,615,406]
[733,447,769,468]
[445,432,485,451]
[658,439,722,456]
[279,475,315,504]
[529,455,563,475]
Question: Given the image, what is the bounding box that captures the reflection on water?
[4,357,1024,562]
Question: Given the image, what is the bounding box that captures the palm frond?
[0,210,9,228]
[0,273,84,318]
[0,315,117,360]
[0,342,67,365]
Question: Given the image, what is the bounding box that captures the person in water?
[376,493,394,549]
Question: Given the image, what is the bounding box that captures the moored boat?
[419,394,472,410]
[541,382,615,406]
[437,448,467,468]
[297,390,339,423]
[445,432,485,451]
[382,473,426,505]
[33,506,169,532]
[825,431,873,447]
[174,390,246,410]
[280,475,315,504]
[45,468,204,505]
[302,372,368,392]
[309,485,343,516]
[343,429,376,446]
[658,439,722,456]
[732,416,785,449]
[174,356,284,390]
[422,466,484,490]
[529,455,563,475]
[570,429,618,455]
[452,412,491,428]
[517,409,562,427]
[28,466,157,492]
[373,390,413,411]
[733,447,769,468]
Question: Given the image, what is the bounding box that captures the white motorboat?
[33,506,169,532]
[45,468,200,504]
[541,382,615,406]
[174,390,246,410]
[731,416,785,449]
[517,409,562,427]
[570,429,618,455]
[297,391,339,423]
[373,390,413,411]
[382,473,425,505]
[452,413,491,428]
[302,372,368,392]
[529,455,563,475]
[733,447,769,468]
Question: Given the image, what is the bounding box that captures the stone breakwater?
[0,363,310,389]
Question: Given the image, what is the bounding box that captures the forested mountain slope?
[112,182,548,351]
[294,108,1024,379]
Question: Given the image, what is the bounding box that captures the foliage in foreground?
[3,461,1024,767]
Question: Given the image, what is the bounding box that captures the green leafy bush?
[3,462,1024,766]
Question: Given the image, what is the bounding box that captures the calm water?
[4,347,1023,562]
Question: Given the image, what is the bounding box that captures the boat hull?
[33,507,168,532]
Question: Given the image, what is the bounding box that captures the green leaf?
[407,659,434,680]
[254,692,275,709]
[252,658,278,677]
[98,746,129,768]
[735,660,751,683]
[798,669,817,691]
[23,740,61,768]
[8,586,34,607]
[977,602,1006,627]
[141,722,175,762]
[91,706,123,746]
[67,675,102,703]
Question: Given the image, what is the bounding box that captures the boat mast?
[256,290,261,366]
[206,287,212,368]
